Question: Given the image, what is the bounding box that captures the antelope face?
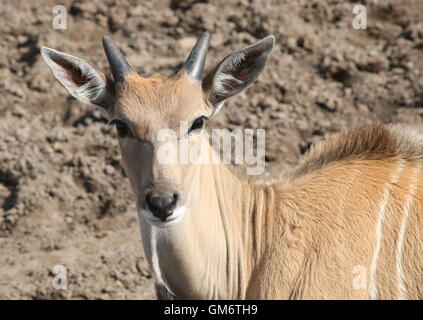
[112,72,212,227]
[41,32,274,228]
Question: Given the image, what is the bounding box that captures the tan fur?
[114,72,210,141]
[44,46,423,299]
[112,71,423,299]
[252,124,423,299]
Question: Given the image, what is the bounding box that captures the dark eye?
[189,116,208,133]
[111,119,130,138]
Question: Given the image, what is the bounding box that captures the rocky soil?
[0,0,422,299]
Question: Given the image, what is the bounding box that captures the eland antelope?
[41,32,423,299]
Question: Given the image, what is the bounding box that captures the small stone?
[316,96,338,112]
[65,217,73,224]
[76,2,97,14]
[357,103,369,113]
[52,142,63,152]
[286,37,297,50]
[104,165,114,175]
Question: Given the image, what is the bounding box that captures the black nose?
[146,193,178,221]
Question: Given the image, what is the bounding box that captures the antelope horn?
[102,36,132,85]
[182,32,210,82]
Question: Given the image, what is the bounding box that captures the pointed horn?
[102,36,132,85]
[182,32,210,82]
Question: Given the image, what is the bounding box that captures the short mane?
[290,123,423,178]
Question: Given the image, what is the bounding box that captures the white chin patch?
[140,206,186,228]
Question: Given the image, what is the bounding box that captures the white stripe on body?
[369,159,405,299]
[396,164,421,299]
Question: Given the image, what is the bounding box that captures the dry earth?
[0,0,422,299]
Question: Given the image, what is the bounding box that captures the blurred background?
[0,0,422,299]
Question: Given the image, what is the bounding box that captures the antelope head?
[41,32,274,229]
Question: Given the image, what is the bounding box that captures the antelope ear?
[202,35,274,113]
[41,46,113,118]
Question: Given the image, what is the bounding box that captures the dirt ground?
[0,0,422,299]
